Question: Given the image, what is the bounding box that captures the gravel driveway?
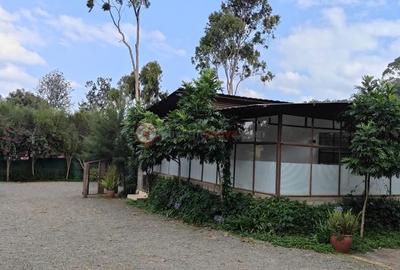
[0,182,381,270]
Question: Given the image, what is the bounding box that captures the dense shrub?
[147,177,333,235]
[148,177,221,224]
[223,197,332,235]
[342,196,400,230]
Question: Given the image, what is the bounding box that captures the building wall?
[153,114,400,199]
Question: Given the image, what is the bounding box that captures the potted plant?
[101,165,119,198]
[327,209,359,253]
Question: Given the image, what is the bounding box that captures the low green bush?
[148,177,221,224]
[132,176,400,253]
[147,177,333,235]
[342,196,400,230]
[223,197,332,235]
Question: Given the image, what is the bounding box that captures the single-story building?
[149,90,400,200]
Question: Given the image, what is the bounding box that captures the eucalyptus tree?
[343,78,400,237]
[383,57,400,95]
[140,61,167,105]
[193,0,280,95]
[87,0,151,100]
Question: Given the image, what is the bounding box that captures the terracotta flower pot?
[330,235,353,253]
[105,189,115,198]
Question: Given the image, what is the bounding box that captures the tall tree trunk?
[6,157,11,182]
[65,155,73,180]
[360,175,370,238]
[135,15,141,100]
[31,157,35,177]
[177,158,182,183]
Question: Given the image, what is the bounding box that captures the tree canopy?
[193,0,279,95]
[37,70,73,110]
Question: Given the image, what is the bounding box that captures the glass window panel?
[239,119,255,142]
[254,145,276,194]
[281,145,311,196]
[180,158,190,178]
[170,160,179,176]
[312,149,339,195]
[191,158,202,180]
[340,168,365,195]
[203,162,217,183]
[256,117,277,142]
[161,159,169,174]
[283,115,306,126]
[392,176,400,195]
[313,129,340,146]
[282,126,312,144]
[314,118,334,129]
[334,121,341,129]
[370,177,390,195]
[235,144,254,191]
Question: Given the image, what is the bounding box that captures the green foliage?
[223,197,332,236]
[147,177,221,224]
[125,70,235,198]
[193,0,280,94]
[101,165,119,190]
[326,210,359,237]
[37,70,72,110]
[342,197,400,230]
[139,61,166,105]
[132,176,400,253]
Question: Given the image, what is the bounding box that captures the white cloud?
[271,7,400,101]
[0,5,47,97]
[0,64,38,97]
[241,89,265,99]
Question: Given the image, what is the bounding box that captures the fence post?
[82,162,89,198]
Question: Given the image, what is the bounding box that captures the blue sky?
[1,0,399,106]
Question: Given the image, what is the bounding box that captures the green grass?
[128,199,400,254]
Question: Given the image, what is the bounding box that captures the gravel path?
[0,182,381,270]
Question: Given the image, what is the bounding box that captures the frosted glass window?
[281,163,310,196]
[203,162,217,183]
[153,164,161,173]
[313,129,340,146]
[180,158,190,178]
[254,145,276,194]
[235,144,254,191]
[281,146,311,196]
[161,159,169,174]
[169,160,179,176]
[239,119,255,142]
[256,116,278,142]
[370,177,390,195]
[392,176,400,195]
[282,126,312,144]
[283,115,306,127]
[191,159,202,180]
[312,164,339,196]
[340,168,365,195]
[314,118,334,129]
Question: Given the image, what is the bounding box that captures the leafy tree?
[37,70,73,110]
[87,0,151,100]
[126,70,235,199]
[383,57,400,95]
[193,0,279,95]
[0,103,30,181]
[343,78,400,238]
[80,77,113,111]
[140,61,166,105]
[6,89,48,109]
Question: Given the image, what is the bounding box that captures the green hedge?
[146,177,333,235]
[0,158,82,182]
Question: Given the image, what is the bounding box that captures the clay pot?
[105,189,115,198]
[330,235,353,253]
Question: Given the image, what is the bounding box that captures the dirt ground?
[0,182,383,270]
